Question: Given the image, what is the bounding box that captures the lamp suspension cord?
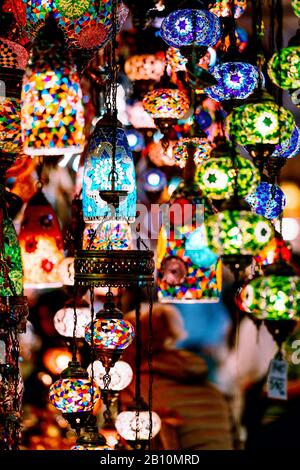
[110,0,119,191]
[147,284,154,449]
[135,287,142,445]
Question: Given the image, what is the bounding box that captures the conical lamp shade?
[19,191,64,288]
[21,23,85,156]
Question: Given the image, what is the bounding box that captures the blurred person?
[121,303,234,450]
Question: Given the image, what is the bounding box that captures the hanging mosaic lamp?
[82,114,136,223]
[254,232,292,267]
[268,46,300,90]
[226,91,295,148]
[115,410,161,449]
[84,296,134,371]
[205,62,260,102]
[209,0,247,18]
[143,81,190,121]
[124,53,165,82]
[292,0,300,17]
[82,221,133,251]
[49,360,101,434]
[21,19,85,156]
[160,9,222,50]
[0,37,29,157]
[245,182,286,220]
[157,182,222,303]
[271,126,300,159]
[173,136,213,168]
[195,142,260,200]
[205,199,274,273]
[87,360,133,392]
[18,191,64,289]
[236,262,300,321]
[166,47,188,73]
[54,298,92,339]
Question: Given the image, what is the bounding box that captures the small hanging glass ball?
[268,46,300,90]
[245,182,286,220]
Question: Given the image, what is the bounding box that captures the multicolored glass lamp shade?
[272,126,300,159]
[49,361,101,432]
[21,30,85,156]
[82,221,133,251]
[292,0,300,17]
[124,53,165,82]
[268,46,300,90]
[254,234,292,267]
[9,0,128,50]
[209,0,247,18]
[82,117,136,223]
[236,269,300,320]
[84,299,134,370]
[157,183,222,303]
[160,9,222,49]
[205,62,260,102]
[196,153,260,200]
[18,191,64,289]
[0,215,24,297]
[227,100,295,145]
[205,207,274,257]
[87,360,133,391]
[245,182,286,220]
[54,300,92,338]
[0,37,29,70]
[166,47,188,73]
[143,88,190,120]
[0,99,22,155]
[115,410,161,444]
[173,137,213,168]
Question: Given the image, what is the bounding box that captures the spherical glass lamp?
[115,410,161,447]
[84,298,134,370]
[160,9,222,49]
[292,0,300,17]
[87,360,133,392]
[245,182,286,220]
[54,299,92,339]
[124,53,165,82]
[173,137,213,168]
[236,268,300,321]
[21,25,85,156]
[271,126,300,159]
[209,0,247,18]
[268,46,300,90]
[205,203,274,259]
[205,62,260,102]
[49,361,101,433]
[196,148,260,200]
[143,88,190,120]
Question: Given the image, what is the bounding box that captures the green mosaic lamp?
[195,139,260,200]
[268,46,300,90]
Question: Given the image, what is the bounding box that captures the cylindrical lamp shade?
[268,47,300,90]
[227,102,294,145]
[82,121,136,222]
[124,53,165,81]
[209,0,247,18]
[82,221,133,250]
[143,89,190,119]
[205,63,260,102]
[0,216,24,296]
[160,9,222,48]
[19,191,64,288]
[21,36,85,156]
[205,210,274,256]
[157,183,222,303]
[196,154,260,200]
[87,360,133,391]
[115,411,161,442]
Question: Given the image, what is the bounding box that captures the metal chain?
[72,285,78,362]
[90,287,95,408]
[147,285,153,449]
